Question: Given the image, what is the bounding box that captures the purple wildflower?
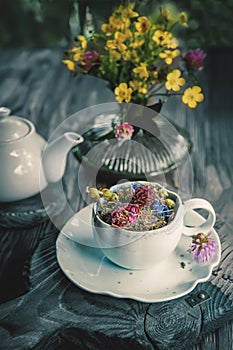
[115,122,134,140]
[83,50,100,70]
[184,49,206,71]
[150,64,158,72]
[188,232,218,263]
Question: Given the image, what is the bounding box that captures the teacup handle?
[182,198,216,236]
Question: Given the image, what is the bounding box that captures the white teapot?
[0,107,83,202]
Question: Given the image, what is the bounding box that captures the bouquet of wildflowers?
[63,1,206,109]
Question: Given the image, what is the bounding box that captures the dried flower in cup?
[87,182,176,231]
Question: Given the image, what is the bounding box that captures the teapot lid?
[0,107,31,142]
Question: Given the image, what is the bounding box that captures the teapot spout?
[42,132,83,183]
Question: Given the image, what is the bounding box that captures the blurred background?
[1,0,233,49]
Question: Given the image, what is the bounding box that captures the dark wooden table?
[0,47,233,350]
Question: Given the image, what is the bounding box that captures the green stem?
[147,92,182,98]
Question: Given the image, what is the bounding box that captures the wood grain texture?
[0,48,233,350]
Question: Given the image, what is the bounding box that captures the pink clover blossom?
[83,50,100,70]
[115,122,134,140]
[188,232,217,263]
[184,49,206,71]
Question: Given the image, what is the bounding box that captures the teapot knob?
[0,107,11,118]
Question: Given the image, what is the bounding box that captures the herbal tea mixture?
[88,182,177,231]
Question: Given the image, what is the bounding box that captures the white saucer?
[56,205,221,303]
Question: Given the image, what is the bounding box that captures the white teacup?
[92,182,216,270]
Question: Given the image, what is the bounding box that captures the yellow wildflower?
[109,14,118,25]
[121,50,132,61]
[130,38,145,49]
[75,35,87,49]
[165,198,175,208]
[120,16,131,31]
[87,187,100,198]
[152,30,171,46]
[101,21,118,36]
[123,29,133,40]
[182,86,204,108]
[160,49,180,64]
[165,69,185,91]
[160,32,179,49]
[162,9,174,23]
[152,70,159,79]
[166,36,179,49]
[111,15,130,32]
[135,16,151,34]
[102,13,129,35]
[62,60,75,72]
[108,193,119,201]
[114,83,132,103]
[131,50,140,63]
[114,31,127,42]
[133,63,149,79]
[109,50,121,61]
[101,189,118,201]
[71,47,84,62]
[121,3,138,18]
[102,189,114,199]
[106,31,127,51]
[130,80,147,94]
[108,10,131,32]
[109,14,122,29]
[179,12,188,27]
